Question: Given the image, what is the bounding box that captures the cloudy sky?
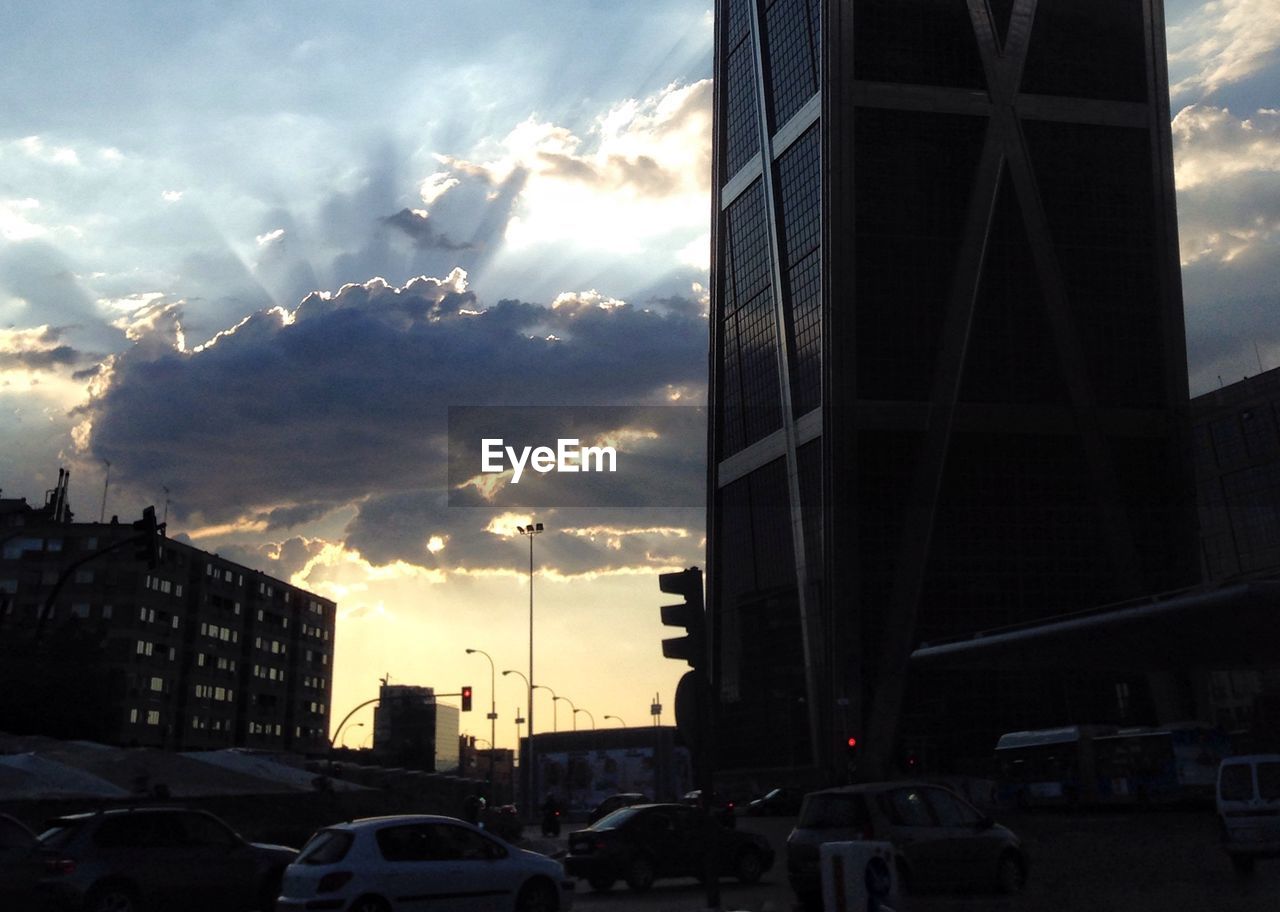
[1,1,1277,748]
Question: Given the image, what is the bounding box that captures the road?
[535,808,1280,912]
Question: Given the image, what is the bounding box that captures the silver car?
[276,814,573,912]
[786,781,1027,904]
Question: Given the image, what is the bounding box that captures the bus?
[995,723,1227,807]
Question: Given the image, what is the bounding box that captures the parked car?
[564,802,773,893]
[1217,754,1280,874]
[747,787,804,817]
[786,782,1026,905]
[0,812,52,910]
[679,789,736,827]
[588,793,647,824]
[37,806,296,912]
[275,814,573,912]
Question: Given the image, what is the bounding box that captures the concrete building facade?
[0,486,336,754]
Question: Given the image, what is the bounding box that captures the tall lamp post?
[534,684,559,732]
[516,521,543,816]
[574,708,596,730]
[554,695,578,731]
[465,648,498,797]
[604,714,626,728]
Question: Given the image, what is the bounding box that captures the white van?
[1217,755,1280,874]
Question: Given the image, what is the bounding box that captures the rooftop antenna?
[99,459,111,523]
[162,485,170,526]
[1255,341,1265,374]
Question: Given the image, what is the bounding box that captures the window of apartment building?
[85,537,97,550]
[146,710,160,726]
[47,538,62,552]
[71,603,90,618]
[168,646,175,662]
[102,604,113,619]
[150,677,164,693]
[2,539,39,559]
[74,569,94,584]
[0,579,16,594]
[135,640,153,656]
[129,708,138,724]
[197,653,206,667]
[171,615,179,629]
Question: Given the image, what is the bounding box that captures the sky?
[0,1,1277,751]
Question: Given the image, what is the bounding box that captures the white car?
[276,814,574,912]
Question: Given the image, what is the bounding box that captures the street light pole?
[465,648,498,799]
[534,684,558,732]
[555,695,578,731]
[516,521,543,816]
[504,667,533,816]
[604,714,626,728]
[575,708,595,730]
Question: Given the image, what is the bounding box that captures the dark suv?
[38,807,296,912]
[786,782,1026,904]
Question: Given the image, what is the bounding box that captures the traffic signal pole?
[659,567,720,909]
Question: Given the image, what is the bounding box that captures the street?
[539,809,1280,912]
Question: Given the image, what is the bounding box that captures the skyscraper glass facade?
[708,0,1198,777]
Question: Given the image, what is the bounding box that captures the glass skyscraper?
[708,0,1198,779]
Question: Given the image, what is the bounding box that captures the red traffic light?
[847,736,858,749]
[461,686,473,712]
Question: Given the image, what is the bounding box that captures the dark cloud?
[341,491,702,578]
[258,502,341,531]
[0,344,80,370]
[81,272,709,559]
[382,208,472,251]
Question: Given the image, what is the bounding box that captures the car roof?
[323,815,470,831]
[47,807,198,824]
[1222,754,1280,765]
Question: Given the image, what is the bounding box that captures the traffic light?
[132,506,161,569]
[658,567,704,668]
[461,686,473,712]
[846,736,859,763]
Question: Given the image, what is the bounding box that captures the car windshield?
[1220,764,1253,801]
[593,807,644,829]
[798,793,869,829]
[297,829,354,865]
